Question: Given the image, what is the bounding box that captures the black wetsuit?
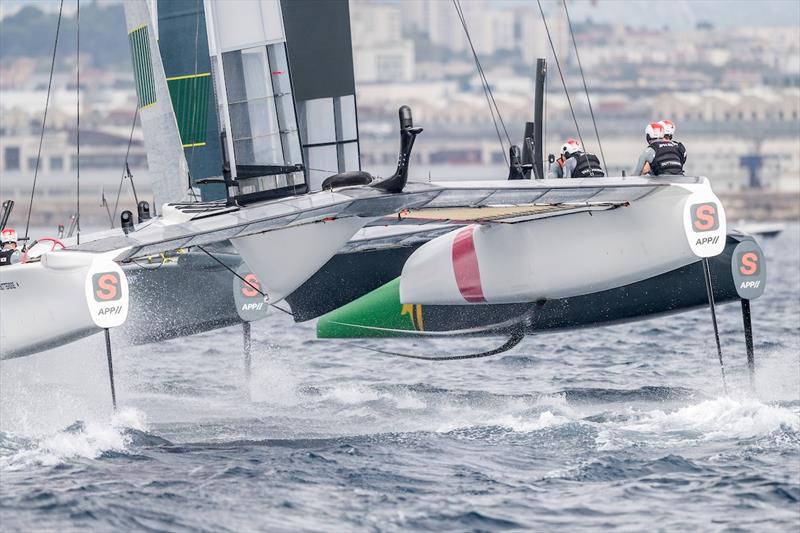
[0,248,17,266]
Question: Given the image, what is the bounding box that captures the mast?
[533,58,546,180]
[201,0,237,186]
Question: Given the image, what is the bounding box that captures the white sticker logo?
[85,260,129,328]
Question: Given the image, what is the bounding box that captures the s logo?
[93,272,121,302]
[691,202,719,232]
[739,251,760,276]
[241,273,261,298]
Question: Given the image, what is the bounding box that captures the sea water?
[1,224,798,531]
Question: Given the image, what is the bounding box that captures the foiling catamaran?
[0,0,767,407]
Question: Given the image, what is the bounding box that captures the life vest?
[649,140,684,175]
[570,152,604,178]
[676,140,687,164]
[0,248,15,266]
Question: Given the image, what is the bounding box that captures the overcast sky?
[2,0,799,29]
[562,0,800,29]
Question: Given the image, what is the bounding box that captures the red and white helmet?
[645,122,664,142]
[1,228,18,244]
[561,138,583,157]
[660,119,675,138]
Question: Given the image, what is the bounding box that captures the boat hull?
[399,182,726,305]
[1,251,128,359]
[309,233,760,338]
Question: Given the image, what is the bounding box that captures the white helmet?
[1,228,17,244]
[660,119,675,138]
[561,138,582,157]
[645,122,664,142]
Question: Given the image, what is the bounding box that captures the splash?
[622,396,799,439]
[595,396,800,451]
[490,411,573,433]
[247,356,301,406]
[0,408,148,471]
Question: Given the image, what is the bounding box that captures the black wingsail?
[280,0,362,191]
[156,0,225,201]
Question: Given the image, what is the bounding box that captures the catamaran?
[0,0,763,402]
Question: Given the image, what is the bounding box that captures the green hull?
[316,278,423,338]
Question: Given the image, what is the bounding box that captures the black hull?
[289,234,753,335]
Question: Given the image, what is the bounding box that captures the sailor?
[548,139,604,178]
[633,122,685,176]
[0,228,22,266]
[659,119,687,164]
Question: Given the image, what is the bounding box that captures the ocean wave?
[0,408,149,470]
[621,397,799,439]
[595,396,800,451]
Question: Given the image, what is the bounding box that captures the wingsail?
[154,0,362,200]
[124,0,192,209]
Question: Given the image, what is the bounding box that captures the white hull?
[400,180,726,305]
[0,251,128,360]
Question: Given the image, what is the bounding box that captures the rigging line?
[452,0,502,143]
[307,167,340,174]
[562,0,608,176]
[452,0,509,166]
[76,0,81,245]
[111,106,139,227]
[536,0,584,151]
[23,0,64,242]
[195,245,295,317]
[130,257,165,270]
[341,330,524,361]
[453,0,510,150]
[454,0,512,149]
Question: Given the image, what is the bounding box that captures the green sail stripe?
[128,25,156,109]
[166,75,210,147]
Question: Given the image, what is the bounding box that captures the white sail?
[203,0,305,196]
[124,0,192,209]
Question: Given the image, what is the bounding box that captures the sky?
[563,0,800,29]
[1,0,799,29]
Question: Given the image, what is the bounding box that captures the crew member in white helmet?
[659,119,687,164]
[0,228,22,266]
[633,122,685,176]
[547,139,604,178]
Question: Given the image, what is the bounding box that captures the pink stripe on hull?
[451,225,486,303]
